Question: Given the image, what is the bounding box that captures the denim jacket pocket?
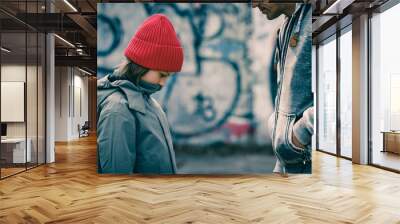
[286,115,307,153]
[274,113,305,165]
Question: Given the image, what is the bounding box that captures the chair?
[78,121,90,138]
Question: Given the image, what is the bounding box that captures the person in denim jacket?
[253,2,314,174]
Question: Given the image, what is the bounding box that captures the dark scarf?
[108,71,162,95]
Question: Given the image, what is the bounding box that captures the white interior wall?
[1,64,46,164]
[54,66,69,141]
[1,65,30,138]
[54,67,89,141]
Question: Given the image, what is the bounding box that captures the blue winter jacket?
[97,74,177,174]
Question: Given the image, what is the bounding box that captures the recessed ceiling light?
[1,47,11,53]
[63,0,78,12]
[54,34,75,48]
[78,67,92,76]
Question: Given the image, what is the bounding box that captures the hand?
[292,133,305,149]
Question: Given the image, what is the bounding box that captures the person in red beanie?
[97,14,183,174]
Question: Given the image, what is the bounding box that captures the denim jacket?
[271,4,314,174]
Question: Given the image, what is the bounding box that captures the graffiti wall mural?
[98,3,284,146]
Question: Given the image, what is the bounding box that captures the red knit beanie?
[124,14,184,72]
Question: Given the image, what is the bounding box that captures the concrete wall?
[98,3,289,146]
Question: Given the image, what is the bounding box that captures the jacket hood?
[97,73,147,114]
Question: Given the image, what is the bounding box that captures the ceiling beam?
[67,13,97,44]
[55,55,96,72]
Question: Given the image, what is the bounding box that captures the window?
[339,27,352,158]
[370,2,400,171]
[0,1,47,179]
[317,36,337,154]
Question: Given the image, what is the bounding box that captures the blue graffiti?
[141,3,247,138]
[193,92,217,122]
[97,13,123,76]
[143,3,248,75]
[97,14,123,57]
[98,3,257,139]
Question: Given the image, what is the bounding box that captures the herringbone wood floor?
[0,135,400,224]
